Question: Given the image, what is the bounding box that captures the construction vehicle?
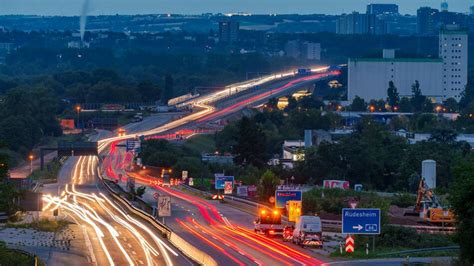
[254,209,284,236]
[405,177,455,224]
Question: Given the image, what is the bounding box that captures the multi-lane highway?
[42,67,339,265]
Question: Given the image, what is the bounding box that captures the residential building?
[417,7,440,36]
[285,41,321,60]
[417,6,468,36]
[439,26,468,101]
[366,4,399,15]
[302,42,321,60]
[218,21,239,44]
[337,12,372,34]
[284,40,300,58]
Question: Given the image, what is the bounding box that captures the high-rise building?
[218,21,239,44]
[366,4,399,15]
[439,26,468,101]
[337,12,375,34]
[284,41,322,60]
[302,42,321,60]
[417,7,440,36]
[470,6,474,15]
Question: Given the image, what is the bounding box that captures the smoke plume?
[80,0,90,42]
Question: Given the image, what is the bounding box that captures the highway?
[42,67,339,265]
[94,68,339,265]
[41,134,192,266]
[105,145,327,265]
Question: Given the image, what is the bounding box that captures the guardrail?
[376,245,459,256]
[98,170,217,266]
[180,185,457,234]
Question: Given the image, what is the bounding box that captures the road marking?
[128,243,132,248]
[132,251,137,255]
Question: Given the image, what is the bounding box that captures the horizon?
[0,0,472,16]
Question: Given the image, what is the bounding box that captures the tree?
[233,117,268,167]
[258,170,280,201]
[429,127,457,143]
[387,81,400,109]
[137,81,161,102]
[399,97,413,112]
[350,96,367,111]
[443,98,458,113]
[162,74,174,104]
[410,80,426,112]
[450,155,474,264]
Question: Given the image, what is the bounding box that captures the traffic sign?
[153,192,160,200]
[158,196,171,217]
[215,175,234,190]
[182,170,188,180]
[224,181,233,194]
[345,236,354,253]
[342,208,381,235]
[275,190,302,208]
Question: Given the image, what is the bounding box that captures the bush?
[7,218,70,232]
[391,193,416,208]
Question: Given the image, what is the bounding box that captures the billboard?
[275,190,302,209]
[215,175,234,190]
[236,186,248,197]
[323,180,350,190]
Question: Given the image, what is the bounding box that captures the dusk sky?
[0,0,472,16]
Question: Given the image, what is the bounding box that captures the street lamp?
[75,105,83,134]
[28,154,34,174]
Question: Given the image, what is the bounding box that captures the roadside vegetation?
[330,226,456,259]
[0,241,39,266]
[6,218,71,232]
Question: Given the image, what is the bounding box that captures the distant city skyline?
[0,0,472,16]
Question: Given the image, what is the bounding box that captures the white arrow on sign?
[352,224,363,231]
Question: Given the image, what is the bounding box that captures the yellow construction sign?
[287,200,302,222]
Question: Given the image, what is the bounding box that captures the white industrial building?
[348,27,468,103]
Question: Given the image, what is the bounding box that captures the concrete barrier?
[169,233,217,266]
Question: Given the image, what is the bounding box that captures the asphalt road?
[40,118,194,266]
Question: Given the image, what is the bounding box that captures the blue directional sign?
[215,176,234,190]
[275,190,302,208]
[342,208,381,235]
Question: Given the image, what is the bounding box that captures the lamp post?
[29,154,34,174]
[75,105,83,134]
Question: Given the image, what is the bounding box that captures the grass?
[28,159,62,181]
[0,247,37,266]
[183,134,216,154]
[7,218,71,232]
[330,247,459,259]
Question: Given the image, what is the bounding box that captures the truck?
[254,209,284,236]
[297,68,312,76]
[292,216,323,248]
